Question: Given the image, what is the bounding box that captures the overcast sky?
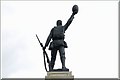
[1,1,119,78]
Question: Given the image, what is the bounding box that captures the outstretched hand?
[72,5,79,15]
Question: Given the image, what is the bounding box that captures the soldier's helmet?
[56,20,62,26]
[72,5,79,15]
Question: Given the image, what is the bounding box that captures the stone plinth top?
[45,71,74,80]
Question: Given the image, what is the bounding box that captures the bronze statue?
[43,5,79,71]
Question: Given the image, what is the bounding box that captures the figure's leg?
[49,49,57,71]
[59,46,67,69]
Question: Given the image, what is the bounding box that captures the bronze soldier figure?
[43,5,79,71]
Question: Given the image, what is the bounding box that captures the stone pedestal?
[45,71,74,80]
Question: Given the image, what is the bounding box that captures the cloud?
[1,1,118,78]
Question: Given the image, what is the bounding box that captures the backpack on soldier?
[52,26,65,40]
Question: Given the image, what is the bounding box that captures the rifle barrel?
[36,34,43,47]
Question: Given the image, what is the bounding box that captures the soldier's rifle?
[36,34,50,72]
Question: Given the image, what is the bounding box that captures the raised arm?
[64,13,74,31]
[64,5,79,31]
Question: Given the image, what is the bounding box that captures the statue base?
[49,68,69,71]
[45,71,74,80]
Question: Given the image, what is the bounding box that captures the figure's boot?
[49,62,55,71]
[61,57,68,70]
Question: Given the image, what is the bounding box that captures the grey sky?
[1,1,119,78]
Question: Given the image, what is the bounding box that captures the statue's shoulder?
[51,27,56,30]
[52,26,57,30]
[53,26,57,28]
[51,26,56,33]
[53,26,65,31]
[52,26,64,31]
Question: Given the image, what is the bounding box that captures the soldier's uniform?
[44,14,74,71]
